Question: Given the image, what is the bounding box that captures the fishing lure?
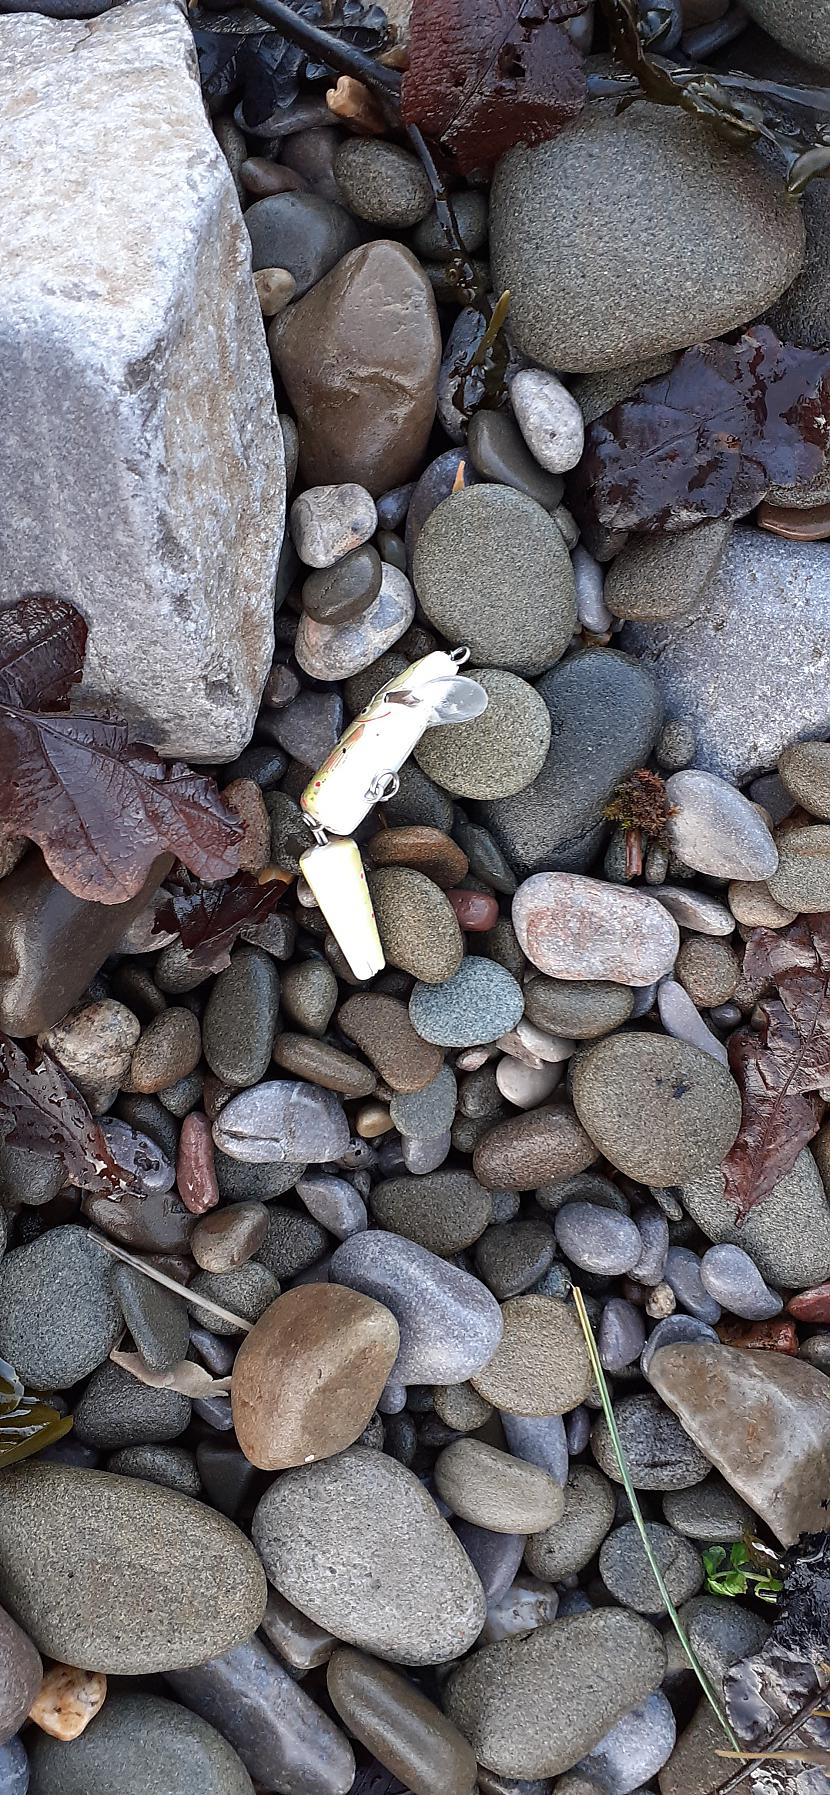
[299,649,488,979]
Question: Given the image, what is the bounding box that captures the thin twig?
[712,1681,830,1795]
[88,1232,252,1333]
[404,123,484,302]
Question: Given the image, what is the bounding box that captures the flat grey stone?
[662,1478,756,1543]
[295,562,415,680]
[244,191,359,294]
[577,1692,676,1795]
[113,1263,190,1371]
[679,1149,830,1288]
[27,1693,254,1795]
[0,1463,266,1673]
[572,1032,741,1184]
[591,1392,711,1491]
[0,0,283,761]
[107,1444,203,1498]
[605,522,732,623]
[330,1230,503,1384]
[415,668,552,800]
[0,1602,41,1748]
[622,529,830,781]
[490,103,803,372]
[524,1463,615,1580]
[599,1520,703,1613]
[73,1360,191,1450]
[409,958,524,1048]
[213,1080,350,1164]
[0,1226,120,1390]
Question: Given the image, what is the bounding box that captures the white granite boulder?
[0,0,283,761]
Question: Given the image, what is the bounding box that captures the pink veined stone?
[177,1111,220,1215]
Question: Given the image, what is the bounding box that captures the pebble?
[252,1447,486,1664]
[257,1206,328,1280]
[272,690,343,768]
[727,880,796,928]
[212,1080,350,1164]
[0,1738,26,1795]
[640,1314,719,1379]
[330,1231,503,1384]
[554,1203,643,1275]
[281,123,342,199]
[480,647,663,877]
[0,1227,120,1390]
[26,1693,255,1795]
[296,1173,366,1239]
[514,874,678,987]
[113,1262,189,1371]
[126,1007,202,1094]
[244,191,358,293]
[409,957,524,1049]
[203,949,280,1089]
[679,1148,830,1287]
[649,1340,830,1544]
[107,1444,202,1497]
[657,978,727,1066]
[443,1609,666,1780]
[295,561,415,680]
[269,242,441,496]
[700,1244,782,1320]
[524,1464,616,1579]
[400,1130,452,1171]
[675,938,740,1009]
[334,138,432,225]
[434,1439,564,1534]
[599,1520,704,1613]
[497,1019,573,1068]
[489,105,803,373]
[598,1298,646,1371]
[466,408,563,512]
[414,485,576,677]
[473,1105,597,1192]
[290,482,377,569]
[454,1524,526,1605]
[168,1637,355,1795]
[470,1294,591,1417]
[280,960,338,1035]
[678,1591,771,1687]
[222,779,271,874]
[0,1463,266,1673]
[778,736,830,818]
[577,1692,676,1795]
[73,1361,190,1451]
[232,1283,398,1471]
[415,668,551,800]
[412,189,488,259]
[41,1000,139,1102]
[272,1035,376,1099]
[434,1381,493,1432]
[630,1206,670,1286]
[662,1477,756,1542]
[604,522,732,623]
[188,1264,279,1336]
[449,892,500,934]
[260,1588,336,1672]
[177,1111,220,1216]
[509,369,585,473]
[501,1411,569,1484]
[27,1662,106,1743]
[664,769,778,880]
[767,821,830,911]
[655,717,697,772]
[573,547,613,637]
[368,868,463,983]
[339,994,443,1093]
[523,975,633,1040]
[475,1220,556,1297]
[302,545,382,626]
[0,1604,41,1746]
[84,1181,194,1254]
[327,1645,477,1795]
[649,885,734,937]
[370,1169,491,1256]
[572,1031,741,1184]
[591,1392,711,1489]
[254,265,297,315]
[664,1246,722,1324]
[191,1203,269,1273]
[0,1143,63,1210]
[365,824,468,888]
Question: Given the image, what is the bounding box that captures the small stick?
[88,1232,252,1333]
[244,0,401,97]
[712,1680,830,1795]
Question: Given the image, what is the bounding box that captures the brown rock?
[177,1112,220,1217]
[327,1646,477,1795]
[82,1186,195,1254]
[447,890,500,931]
[674,937,740,1008]
[241,157,309,197]
[272,1032,376,1098]
[126,1007,202,1095]
[470,1294,592,1417]
[717,1317,798,1353]
[28,1662,107,1741]
[232,1283,400,1470]
[365,825,469,888]
[649,1341,830,1545]
[787,1281,830,1321]
[757,499,830,539]
[191,1202,269,1273]
[222,779,271,873]
[473,1104,597,1191]
[339,994,444,1093]
[268,241,441,497]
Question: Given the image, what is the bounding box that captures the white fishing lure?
[299,649,488,978]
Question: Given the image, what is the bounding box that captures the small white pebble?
[572,545,613,634]
[495,1055,562,1108]
[510,368,585,473]
[290,482,377,569]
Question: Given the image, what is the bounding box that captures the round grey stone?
[680,1149,830,1288]
[389,1065,458,1140]
[778,737,830,819]
[474,1219,556,1299]
[664,1246,722,1324]
[213,1081,350,1165]
[554,1203,642,1275]
[301,545,382,628]
[0,1226,120,1391]
[0,1603,41,1748]
[0,1144,64,1209]
[524,975,634,1040]
[665,769,778,881]
[577,1691,676,1795]
[572,1032,742,1185]
[598,1297,646,1371]
[409,957,524,1048]
[252,1446,486,1665]
[279,960,338,1036]
[0,1736,27,1795]
[767,822,830,912]
[605,522,732,622]
[370,1169,491,1256]
[256,1204,328,1279]
[203,949,280,1089]
[599,1520,704,1613]
[331,1230,502,1384]
[113,1263,189,1372]
[489,103,804,373]
[215,1151,308,1204]
[662,1477,756,1543]
[334,138,432,225]
[524,1463,616,1579]
[107,1445,203,1498]
[413,485,576,677]
[676,1592,771,1686]
[73,1361,191,1450]
[591,1393,711,1490]
[27,1693,254,1795]
[187,1263,280,1336]
[244,191,358,293]
[412,190,488,259]
[700,1243,782,1320]
[0,1463,267,1673]
[415,668,551,800]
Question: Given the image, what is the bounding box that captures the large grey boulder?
[622,529,830,782]
[0,0,283,761]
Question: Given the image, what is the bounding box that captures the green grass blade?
[572,1286,744,1757]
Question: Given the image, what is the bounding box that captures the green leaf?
[730,1540,750,1568]
[703,1546,727,1575]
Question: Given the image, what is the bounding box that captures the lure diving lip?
[298,649,488,979]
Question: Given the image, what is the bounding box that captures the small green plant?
[703,1541,784,1604]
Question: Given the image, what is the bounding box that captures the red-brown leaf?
[0,594,87,710]
[569,327,830,536]
[157,871,292,973]
[0,1033,137,1196]
[0,709,242,905]
[401,0,587,173]
[721,915,830,1216]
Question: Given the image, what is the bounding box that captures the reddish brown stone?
[365,825,469,889]
[717,1317,799,1354]
[447,889,499,931]
[241,157,308,197]
[757,500,830,540]
[177,1112,220,1216]
[787,1282,830,1322]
